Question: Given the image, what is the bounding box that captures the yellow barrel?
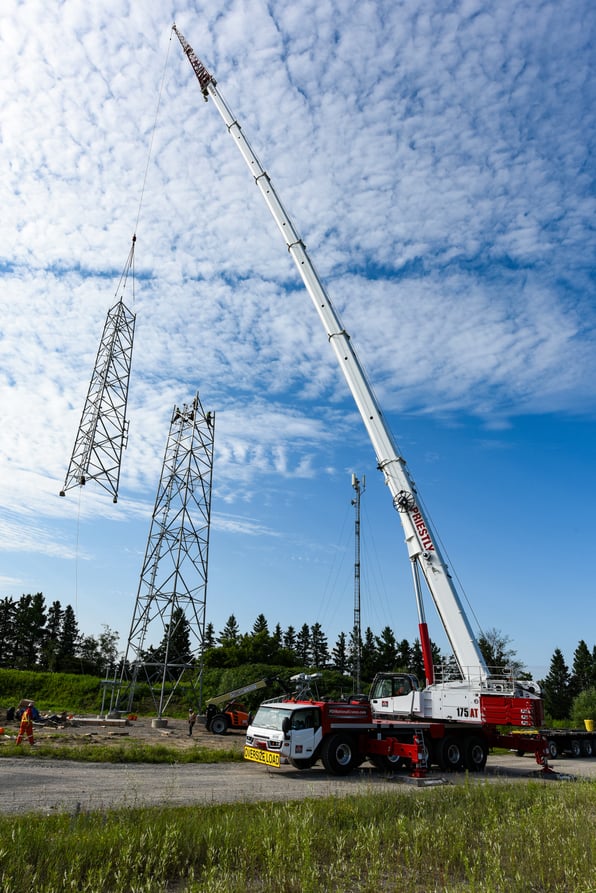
[584,719,594,732]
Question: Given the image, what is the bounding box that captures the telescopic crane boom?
[172,25,488,685]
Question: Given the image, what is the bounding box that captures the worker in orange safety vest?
[16,704,35,746]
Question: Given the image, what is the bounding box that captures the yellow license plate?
[244,745,281,767]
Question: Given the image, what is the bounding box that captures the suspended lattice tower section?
[60,237,136,503]
[119,393,215,717]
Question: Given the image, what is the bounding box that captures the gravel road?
[2,753,594,816]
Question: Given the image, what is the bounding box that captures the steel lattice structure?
[118,393,215,717]
[60,239,136,503]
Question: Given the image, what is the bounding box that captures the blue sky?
[0,0,594,679]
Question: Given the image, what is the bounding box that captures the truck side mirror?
[282,717,291,735]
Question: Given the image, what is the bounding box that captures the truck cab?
[245,702,323,769]
[370,672,422,720]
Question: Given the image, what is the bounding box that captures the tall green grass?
[1,780,594,892]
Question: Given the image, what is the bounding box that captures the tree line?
[2,594,595,723]
[0,593,119,676]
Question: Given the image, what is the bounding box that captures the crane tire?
[209,714,229,735]
[437,735,464,771]
[547,739,558,759]
[581,739,593,757]
[464,735,488,771]
[321,733,358,776]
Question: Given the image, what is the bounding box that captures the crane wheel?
[464,735,488,771]
[436,735,464,771]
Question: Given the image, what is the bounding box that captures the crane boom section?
[173,27,489,683]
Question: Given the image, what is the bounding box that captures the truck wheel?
[290,757,317,770]
[581,739,593,757]
[547,739,558,759]
[321,733,357,776]
[437,736,464,771]
[464,736,488,771]
[570,739,581,757]
[209,714,229,735]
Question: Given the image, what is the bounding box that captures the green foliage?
[0,668,104,714]
[0,782,595,892]
[540,648,573,720]
[571,687,596,727]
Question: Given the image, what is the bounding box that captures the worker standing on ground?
[188,708,197,737]
[16,703,35,746]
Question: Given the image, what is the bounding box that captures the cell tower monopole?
[118,392,215,717]
[351,473,365,693]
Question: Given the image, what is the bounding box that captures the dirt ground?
[1,712,245,753]
[1,714,595,816]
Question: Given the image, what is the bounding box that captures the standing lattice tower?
[60,237,136,503]
[118,392,215,717]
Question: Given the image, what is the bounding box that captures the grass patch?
[0,740,242,763]
[1,780,595,892]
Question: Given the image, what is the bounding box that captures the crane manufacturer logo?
[412,507,434,551]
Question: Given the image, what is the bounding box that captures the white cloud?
[0,0,593,669]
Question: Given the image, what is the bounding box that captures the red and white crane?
[172,26,542,734]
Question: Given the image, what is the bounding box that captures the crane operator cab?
[369,672,421,720]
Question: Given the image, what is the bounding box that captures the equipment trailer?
[514,727,596,760]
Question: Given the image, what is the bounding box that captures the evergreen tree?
[571,640,594,696]
[58,605,80,671]
[252,613,269,635]
[376,626,398,669]
[218,614,240,646]
[203,622,216,650]
[13,593,46,669]
[41,601,63,671]
[295,624,311,666]
[162,606,193,665]
[397,638,412,670]
[310,622,329,668]
[410,639,424,683]
[283,625,297,654]
[332,631,349,673]
[360,626,378,681]
[541,648,573,720]
[0,597,16,667]
[272,623,283,650]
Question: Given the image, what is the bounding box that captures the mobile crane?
[173,27,547,773]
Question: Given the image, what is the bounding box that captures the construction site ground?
[1,714,595,816]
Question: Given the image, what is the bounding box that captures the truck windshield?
[251,705,291,731]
